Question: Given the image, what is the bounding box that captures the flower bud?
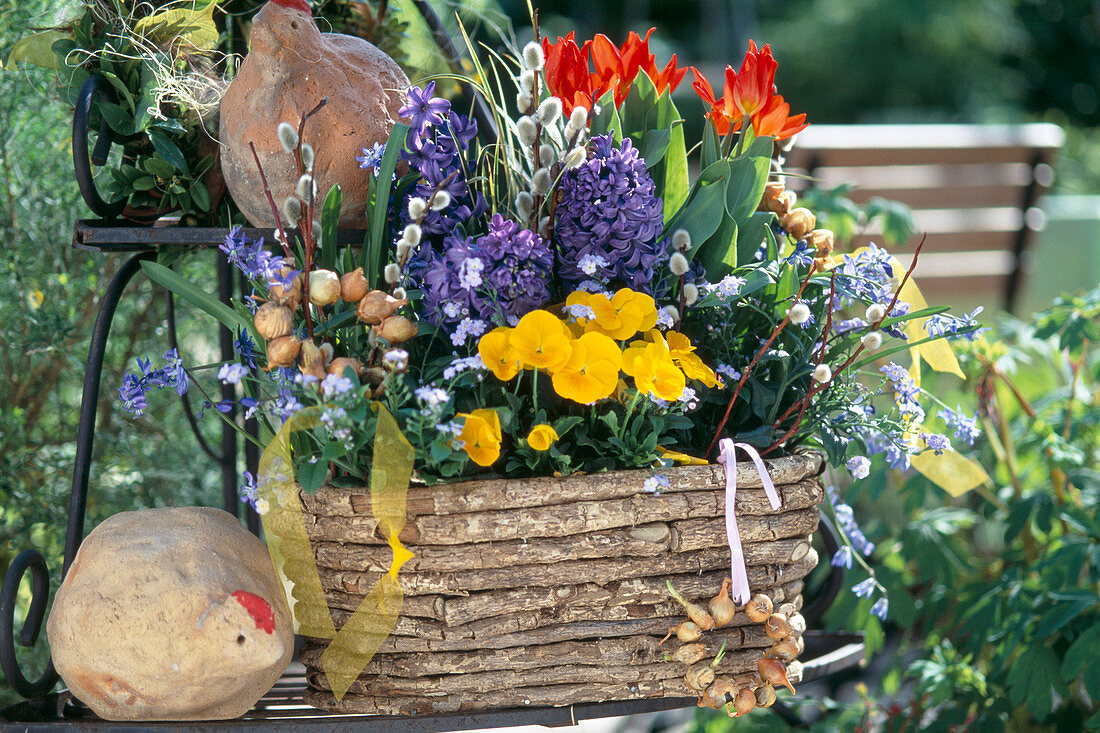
[254,301,294,340]
[520,69,539,94]
[282,195,301,225]
[383,263,402,285]
[516,191,534,220]
[860,331,883,351]
[569,105,588,129]
[539,143,555,165]
[396,239,413,260]
[319,342,334,366]
[517,116,538,146]
[531,167,552,196]
[536,97,562,126]
[328,357,362,379]
[276,122,298,153]
[309,269,340,307]
[523,41,545,71]
[311,219,321,242]
[297,174,316,202]
[866,303,886,323]
[661,305,680,324]
[669,252,690,276]
[539,216,552,239]
[672,229,691,252]
[300,142,314,171]
[805,229,835,259]
[516,92,533,112]
[356,290,408,324]
[340,267,369,303]
[408,197,428,219]
[392,286,407,300]
[813,363,833,383]
[431,191,451,211]
[683,282,699,306]
[788,303,811,325]
[402,223,422,245]
[299,339,326,381]
[563,147,586,169]
[265,335,301,370]
[268,267,302,310]
[373,315,418,344]
[781,208,816,239]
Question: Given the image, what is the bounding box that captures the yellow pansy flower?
[570,288,658,341]
[526,424,559,451]
[631,342,686,401]
[551,332,623,404]
[456,409,502,466]
[665,331,718,388]
[511,310,573,372]
[478,327,520,381]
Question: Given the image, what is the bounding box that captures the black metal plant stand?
[1,62,864,732]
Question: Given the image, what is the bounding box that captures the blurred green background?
[1,0,1098,724]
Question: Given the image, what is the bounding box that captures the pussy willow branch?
[294,97,328,341]
[248,141,292,260]
[762,235,928,454]
[704,262,819,459]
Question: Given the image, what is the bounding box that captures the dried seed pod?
[754,683,776,708]
[268,267,302,310]
[684,662,715,692]
[327,357,362,378]
[661,620,702,645]
[356,290,408,325]
[757,656,796,695]
[769,637,799,662]
[340,267,369,303]
[727,686,756,717]
[309,269,341,307]
[788,613,807,637]
[709,578,737,628]
[805,229,835,259]
[666,580,715,631]
[758,182,790,215]
[671,643,707,665]
[781,208,816,239]
[254,302,294,340]
[765,613,791,640]
[372,315,418,344]
[787,660,804,684]
[265,336,301,369]
[298,340,326,380]
[745,594,773,623]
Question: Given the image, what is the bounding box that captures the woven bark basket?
[295,452,825,714]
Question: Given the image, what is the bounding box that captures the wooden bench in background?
[785,123,1065,313]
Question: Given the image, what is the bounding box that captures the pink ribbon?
[716,438,782,605]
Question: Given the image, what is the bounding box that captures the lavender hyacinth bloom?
[555,134,665,292]
[419,216,553,332]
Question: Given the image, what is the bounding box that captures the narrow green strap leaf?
[320,184,343,271]
[364,123,410,285]
[142,260,251,336]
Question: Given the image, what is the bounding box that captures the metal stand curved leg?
[0,252,153,700]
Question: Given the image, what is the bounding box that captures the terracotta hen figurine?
[219,0,409,226]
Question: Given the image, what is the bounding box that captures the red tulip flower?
[588,29,689,108]
[730,40,777,118]
[542,33,599,116]
[690,66,742,136]
[752,94,808,141]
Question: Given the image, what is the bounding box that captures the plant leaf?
[142,261,252,337]
[134,1,220,52]
[725,155,770,223]
[148,129,190,175]
[364,123,409,285]
[320,184,343,271]
[5,30,69,70]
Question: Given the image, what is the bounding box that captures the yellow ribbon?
[258,403,414,700]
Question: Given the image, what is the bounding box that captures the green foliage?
[692,286,1100,731]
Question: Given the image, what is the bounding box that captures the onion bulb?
[727,686,757,717]
[765,613,791,640]
[660,620,702,645]
[745,593,773,623]
[755,683,777,708]
[708,578,737,627]
[666,580,715,630]
[757,655,796,695]
[671,643,706,665]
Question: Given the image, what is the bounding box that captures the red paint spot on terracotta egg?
[271,0,312,15]
[231,590,275,634]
